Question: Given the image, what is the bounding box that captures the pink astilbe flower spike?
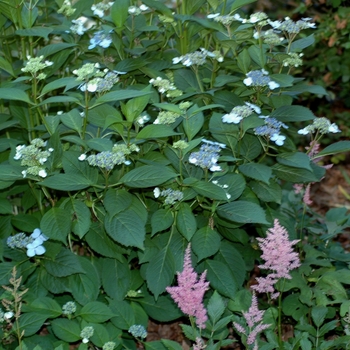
[233,293,271,348]
[251,219,300,299]
[166,244,210,329]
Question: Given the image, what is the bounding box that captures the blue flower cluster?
[243,69,279,90]
[254,117,288,146]
[189,139,225,172]
[7,228,48,257]
[88,31,112,50]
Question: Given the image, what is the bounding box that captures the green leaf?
[38,96,80,106]
[248,45,266,68]
[16,27,53,39]
[120,165,177,188]
[239,134,262,160]
[161,339,183,350]
[27,297,62,318]
[207,291,226,324]
[217,201,268,224]
[102,257,131,300]
[42,249,85,277]
[85,223,125,259]
[105,211,146,249]
[272,164,320,183]
[109,300,135,329]
[183,105,204,140]
[0,198,13,214]
[78,301,114,323]
[40,174,94,191]
[51,319,81,342]
[93,90,152,106]
[104,189,133,216]
[237,49,251,74]
[40,208,71,244]
[111,0,129,28]
[176,203,197,240]
[136,125,181,139]
[290,34,315,51]
[138,294,182,322]
[220,173,246,201]
[0,88,33,104]
[40,77,79,96]
[0,164,24,181]
[250,180,282,204]
[87,138,113,152]
[13,314,47,337]
[146,246,175,299]
[270,74,294,88]
[63,199,91,239]
[311,306,328,328]
[0,56,15,76]
[204,260,238,298]
[123,86,151,122]
[192,226,221,261]
[231,0,257,11]
[277,152,312,171]
[151,209,174,236]
[217,242,246,287]
[270,105,315,122]
[191,180,229,201]
[238,163,272,185]
[69,257,100,305]
[37,43,77,58]
[60,109,83,133]
[316,141,350,158]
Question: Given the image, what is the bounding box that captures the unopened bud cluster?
[154,187,184,205]
[62,301,77,315]
[173,48,223,67]
[57,0,76,16]
[149,77,183,97]
[80,326,94,343]
[128,324,148,339]
[14,138,53,178]
[79,143,139,170]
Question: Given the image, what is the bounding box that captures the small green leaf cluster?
[0,0,349,349]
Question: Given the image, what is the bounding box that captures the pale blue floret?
[26,228,48,257]
[254,117,288,146]
[88,31,112,49]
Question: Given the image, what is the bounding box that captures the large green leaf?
[0,56,15,76]
[102,258,131,301]
[191,180,229,201]
[238,163,272,185]
[40,77,79,96]
[316,141,350,158]
[16,27,53,39]
[40,174,93,191]
[51,319,81,342]
[0,88,33,104]
[192,226,221,261]
[60,109,83,133]
[40,208,71,244]
[137,124,181,139]
[111,0,130,28]
[63,199,91,239]
[250,180,282,204]
[146,246,176,299]
[109,300,135,330]
[183,109,204,141]
[270,105,315,122]
[176,203,197,240]
[103,189,133,216]
[120,165,177,188]
[13,313,47,337]
[42,249,85,277]
[26,297,62,319]
[105,211,146,249]
[93,90,152,106]
[277,152,312,171]
[78,301,114,323]
[151,208,174,236]
[272,164,321,183]
[217,201,268,224]
[203,260,238,298]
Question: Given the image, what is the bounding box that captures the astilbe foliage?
[251,219,301,299]
[166,244,209,329]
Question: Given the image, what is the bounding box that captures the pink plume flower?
[166,244,210,329]
[233,293,271,347]
[251,219,300,298]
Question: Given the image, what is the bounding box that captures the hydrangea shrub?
[0,0,350,349]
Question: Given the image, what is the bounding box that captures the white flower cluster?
[222,102,261,124]
[21,55,53,80]
[173,48,223,67]
[69,16,95,35]
[91,1,114,18]
[128,4,149,15]
[14,138,53,178]
[153,187,184,205]
[298,117,340,135]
